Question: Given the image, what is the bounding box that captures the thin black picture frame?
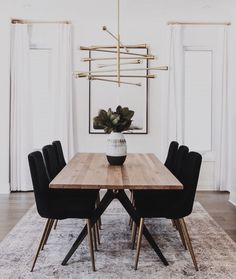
[88,47,149,134]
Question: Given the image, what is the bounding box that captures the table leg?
[116,190,168,266]
[61,190,114,265]
[61,190,168,267]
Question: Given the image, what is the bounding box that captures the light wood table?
[50,153,183,266]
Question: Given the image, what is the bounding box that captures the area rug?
[0,201,235,279]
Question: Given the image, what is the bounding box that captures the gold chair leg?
[134,218,144,270]
[175,219,187,250]
[31,219,51,272]
[41,219,54,250]
[95,222,100,245]
[92,225,98,251]
[179,218,199,271]
[131,222,137,249]
[54,220,58,230]
[87,219,96,272]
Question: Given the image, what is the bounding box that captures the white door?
[182,26,228,190]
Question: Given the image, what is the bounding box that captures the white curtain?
[52,24,74,161]
[10,24,33,191]
[10,23,74,191]
[165,25,184,150]
[215,26,231,191]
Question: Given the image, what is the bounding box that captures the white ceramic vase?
[106,132,127,165]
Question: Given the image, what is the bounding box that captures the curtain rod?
[11,19,70,24]
[167,21,231,26]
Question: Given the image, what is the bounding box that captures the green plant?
[93,105,135,134]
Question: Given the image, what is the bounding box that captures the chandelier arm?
[89,77,141,87]
[81,56,155,62]
[80,48,151,57]
[74,66,168,76]
[87,74,155,78]
[102,27,129,53]
[97,60,142,68]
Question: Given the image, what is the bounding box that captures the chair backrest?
[28,151,50,218]
[164,141,179,172]
[172,145,189,179]
[52,140,66,170]
[180,151,202,216]
[43,144,61,181]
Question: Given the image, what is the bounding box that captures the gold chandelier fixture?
[74,0,168,87]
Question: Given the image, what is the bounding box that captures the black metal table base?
[61,190,168,266]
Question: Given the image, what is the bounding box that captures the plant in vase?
[93,106,134,165]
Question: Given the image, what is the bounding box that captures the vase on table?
[106,132,127,165]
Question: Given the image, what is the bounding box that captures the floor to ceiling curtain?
[165,24,184,151]
[10,23,74,191]
[215,26,231,191]
[52,23,74,161]
[10,24,33,191]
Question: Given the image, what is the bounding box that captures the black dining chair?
[133,151,202,271]
[42,144,100,249]
[52,140,103,230]
[131,144,189,247]
[52,140,66,170]
[28,151,97,272]
[172,145,189,178]
[164,141,179,172]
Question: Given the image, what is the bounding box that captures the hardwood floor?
[0,192,34,241]
[196,191,236,242]
[0,191,235,242]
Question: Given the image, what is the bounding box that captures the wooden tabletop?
[49,153,183,190]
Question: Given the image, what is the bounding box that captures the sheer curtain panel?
[52,24,74,160]
[10,24,33,191]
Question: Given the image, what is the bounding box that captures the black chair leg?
[31,219,51,272]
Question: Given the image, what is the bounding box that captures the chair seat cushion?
[133,190,188,219]
[41,195,97,219]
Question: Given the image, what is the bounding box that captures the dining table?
[49,152,183,266]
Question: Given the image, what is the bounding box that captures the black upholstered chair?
[164,141,179,172]
[51,140,102,230]
[133,151,202,271]
[52,140,66,170]
[130,144,188,244]
[42,144,100,248]
[172,145,189,178]
[28,151,97,272]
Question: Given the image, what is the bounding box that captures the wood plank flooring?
[0,191,235,242]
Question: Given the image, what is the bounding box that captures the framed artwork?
[89,47,149,134]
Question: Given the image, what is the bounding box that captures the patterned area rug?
[0,201,236,279]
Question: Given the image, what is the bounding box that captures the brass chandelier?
[74,0,168,87]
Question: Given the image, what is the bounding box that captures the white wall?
[0,0,236,197]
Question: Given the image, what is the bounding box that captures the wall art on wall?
[88,46,149,134]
